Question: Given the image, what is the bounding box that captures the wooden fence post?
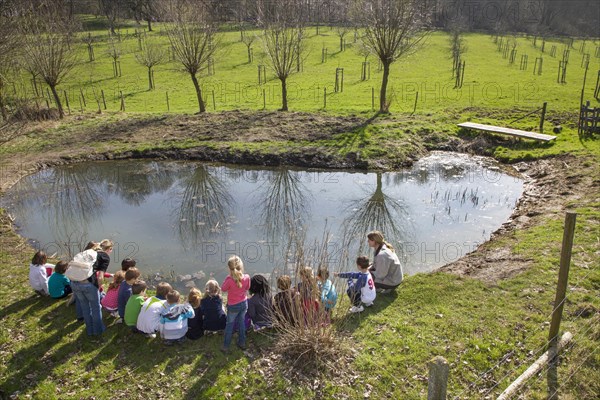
[427,356,449,400]
[371,87,375,111]
[539,102,547,132]
[548,212,577,344]
[120,91,125,111]
[547,211,577,399]
[63,90,70,114]
[412,91,419,115]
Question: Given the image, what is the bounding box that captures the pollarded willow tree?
[257,0,307,111]
[355,0,430,113]
[20,1,79,119]
[165,0,218,113]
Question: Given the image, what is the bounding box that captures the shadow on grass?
[0,298,88,395]
[0,293,48,320]
[578,131,600,149]
[333,289,399,335]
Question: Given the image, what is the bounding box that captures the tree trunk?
[0,90,7,121]
[50,84,64,118]
[247,45,252,63]
[147,19,152,32]
[280,77,288,111]
[340,36,343,52]
[191,73,205,113]
[379,61,391,113]
[148,67,153,90]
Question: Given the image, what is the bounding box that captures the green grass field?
[1,18,599,400]
[10,19,600,115]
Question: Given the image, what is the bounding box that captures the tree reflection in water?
[46,165,105,255]
[105,161,177,206]
[256,168,311,244]
[340,172,413,259]
[174,164,233,248]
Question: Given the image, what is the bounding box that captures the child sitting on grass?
[124,280,147,332]
[297,267,319,323]
[186,288,204,340]
[29,250,53,296]
[101,270,125,317]
[117,267,140,322]
[335,256,376,314]
[137,282,172,338]
[48,261,84,320]
[273,275,298,327]
[48,261,72,299]
[316,268,338,321]
[200,279,226,333]
[159,290,194,345]
[247,274,274,330]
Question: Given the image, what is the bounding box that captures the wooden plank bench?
[458,122,557,142]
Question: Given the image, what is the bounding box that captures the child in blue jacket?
[335,256,376,314]
[159,290,194,345]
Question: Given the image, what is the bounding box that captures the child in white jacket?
[29,251,53,296]
[335,256,376,314]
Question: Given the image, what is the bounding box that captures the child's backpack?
[65,249,98,282]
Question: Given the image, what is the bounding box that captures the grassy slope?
[0,21,599,399]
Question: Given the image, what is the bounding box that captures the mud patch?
[441,154,599,283]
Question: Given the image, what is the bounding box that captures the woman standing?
[367,231,403,293]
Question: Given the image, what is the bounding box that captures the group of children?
[29,244,381,349]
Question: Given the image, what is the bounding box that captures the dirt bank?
[1,111,597,283]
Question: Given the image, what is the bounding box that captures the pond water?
[2,152,523,285]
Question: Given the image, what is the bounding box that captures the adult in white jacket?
[367,231,403,292]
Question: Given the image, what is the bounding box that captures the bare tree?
[99,0,119,35]
[331,1,352,52]
[165,0,218,113]
[106,37,122,77]
[354,0,429,113]
[334,23,351,52]
[83,32,95,62]
[127,0,159,31]
[135,40,165,90]
[257,0,307,111]
[449,26,466,80]
[240,28,256,63]
[20,2,79,119]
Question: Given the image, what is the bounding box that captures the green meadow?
[12,18,599,115]
[0,17,599,400]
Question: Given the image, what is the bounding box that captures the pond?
[2,152,523,285]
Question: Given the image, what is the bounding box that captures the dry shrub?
[269,228,351,376]
[9,99,60,121]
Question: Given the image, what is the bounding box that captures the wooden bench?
[458,122,557,142]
